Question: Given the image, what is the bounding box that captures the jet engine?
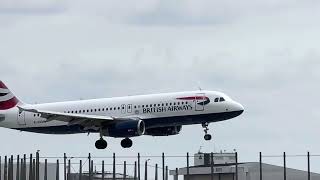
[106,120,145,137]
[145,126,182,136]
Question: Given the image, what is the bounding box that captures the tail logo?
[0,81,19,110]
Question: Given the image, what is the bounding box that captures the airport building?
[170,152,320,180]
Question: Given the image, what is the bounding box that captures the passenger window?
[220,97,225,102]
[214,98,219,102]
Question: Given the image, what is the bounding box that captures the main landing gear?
[202,122,212,141]
[95,129,108,149]
[95,138,108,149]
[121,138,133,148]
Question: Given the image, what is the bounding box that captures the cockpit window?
[220,97,225,102]
[214,98,219,102]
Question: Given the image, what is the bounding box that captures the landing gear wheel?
[121,138,133,148]
[95,138,108,149]
[204,134,212,141]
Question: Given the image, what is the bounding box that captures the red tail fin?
[0,81,21,110]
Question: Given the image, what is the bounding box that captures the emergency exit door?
[195,93,205,111]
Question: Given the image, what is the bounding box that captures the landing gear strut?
[95,129,108,149]
[202,122,212,141]
[121,138,133,148]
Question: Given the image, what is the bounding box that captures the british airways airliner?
[0,81,244,149]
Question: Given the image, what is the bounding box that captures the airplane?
[0,81,244,149]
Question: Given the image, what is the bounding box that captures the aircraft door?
[121,104,126,114]
[17,111,26,125]
[195,93,205,111]
[127,104,132,113]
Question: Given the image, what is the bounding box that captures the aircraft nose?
[233,101,244,114]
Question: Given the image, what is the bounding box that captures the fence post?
[20,158,24,180]
[36,152,39,180]
[44,159,48,180]
[138,153,140,180]
[56,160,59,180]
[16,155,20,180]
[4,156,7,180]
[91,161,94,180]
[8,158,11,180]
[165,166,168,180]
[113,153,116,180]
[259,152,262,180]
[162,153,165,180]
[102,160,104,180]
[144,160,147,180]
[308,152,310,180]
[186,152,189,180]
[211,152,214,180]
[79,160,82,180]
[32,159,36,180]
[29,154,32,180]
[23,154,26,180]
[68,159,71,180]
[64,153,67,180]
[283,152,286,180]
[134,161,137,180]
[123,161,127,180]
[155,164,158,180]
[175,168,178,180]
[235,152,238,180]
[11,155,14,180]
[88,153,91,180]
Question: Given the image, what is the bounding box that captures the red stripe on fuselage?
[0,97,19,110]
[176,96,207,100]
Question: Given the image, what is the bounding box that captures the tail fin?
[0,81,23,110]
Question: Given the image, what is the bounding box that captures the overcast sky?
[1,0,320,176]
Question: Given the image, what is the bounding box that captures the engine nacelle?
[107,120,145,137]
[145,126,182,136]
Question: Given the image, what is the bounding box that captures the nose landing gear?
[202,122,212,141]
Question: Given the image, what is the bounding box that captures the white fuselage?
[0,90,244,135]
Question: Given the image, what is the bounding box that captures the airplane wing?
[17,106,132,127]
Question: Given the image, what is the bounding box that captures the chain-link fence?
[0,152,319,180]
